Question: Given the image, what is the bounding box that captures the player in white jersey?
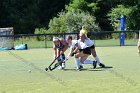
[66,36,97,70]
[80,26,105,68]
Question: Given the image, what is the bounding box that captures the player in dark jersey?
[53,37,68,69]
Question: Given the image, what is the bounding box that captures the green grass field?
[0,46,140,93]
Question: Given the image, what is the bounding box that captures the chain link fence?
[0,31,139,49]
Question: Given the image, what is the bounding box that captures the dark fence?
[0,31,139,48]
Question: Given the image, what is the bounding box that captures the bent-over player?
[53,37,68,69]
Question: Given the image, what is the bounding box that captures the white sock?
[79,61,83,66]
[83,60,93,64]
[62,62,66,68]
[94,55,101,65]
[79,58,83,66]
[75,58,80,69]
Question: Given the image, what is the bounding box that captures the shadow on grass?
[63,66,113,72]
[96,66,113,69]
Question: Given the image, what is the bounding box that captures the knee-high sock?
[75,58,80,69]
[78,58,83,66]
[83,59,93,64]
[94,55,101,65]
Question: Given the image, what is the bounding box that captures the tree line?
[0,0,140,34]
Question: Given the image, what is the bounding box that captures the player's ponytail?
[80,26,88,38]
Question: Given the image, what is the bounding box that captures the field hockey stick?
[47,56,70,71]
[48,56,70,71]
[50,57,69,71]
[45,55,60,71]
[62,57,69,63]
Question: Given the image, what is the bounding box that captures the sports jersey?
[69,39,89,49]
[77,39,91,54]
[69,40,78,49]
[77,39,89,49]
[55,39,68,49]
[84,38,94,47]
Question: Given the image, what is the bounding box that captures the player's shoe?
[76,68,82,71]
[62,62,66,69]
[99,63,105,68]
[93,61,97,69]
[76,65,83,71]
[58,66,62,70]
[79,65,83,69]
[58,63,65,70]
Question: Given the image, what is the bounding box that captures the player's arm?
[86,38,95,49]
[72,43,79,55]
[67,47,74,58]
[65,48,73,62]
[60,38,68,54]
[66,43,79,62]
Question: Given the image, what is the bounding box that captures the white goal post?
[0,27,14,49]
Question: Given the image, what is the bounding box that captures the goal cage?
[0,27,14,49]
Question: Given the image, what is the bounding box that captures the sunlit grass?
[0,46,140,93]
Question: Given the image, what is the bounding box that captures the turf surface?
[0,46,140,93]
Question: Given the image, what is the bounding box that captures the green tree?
[65,0,113,31]
[107,5,136,39]
[47,11,100,34]
[0,0,68,34]
[65,0,88,12]
[107,5,134,31]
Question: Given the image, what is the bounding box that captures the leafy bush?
[48,11,100,34]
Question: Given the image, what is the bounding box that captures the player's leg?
[57,49,66,69]
[91,48,105,68]
[57,54,66,69]
[79,54,89,69]
[80,55,97,69]
[60,53,66,69]
[74,52,82,70]
[75,51,96,70]
[78,47,97,68]
[74,51,88,70]
[60,46,68,69]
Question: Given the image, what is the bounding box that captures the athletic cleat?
[93,61,97,69]
[58,66,63,70]
[76,65,83,71]
[79,65,83,69]
[62,62,66,69]
[76,68,82,71]
[99,63,105,68]
[62,66,65,70]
